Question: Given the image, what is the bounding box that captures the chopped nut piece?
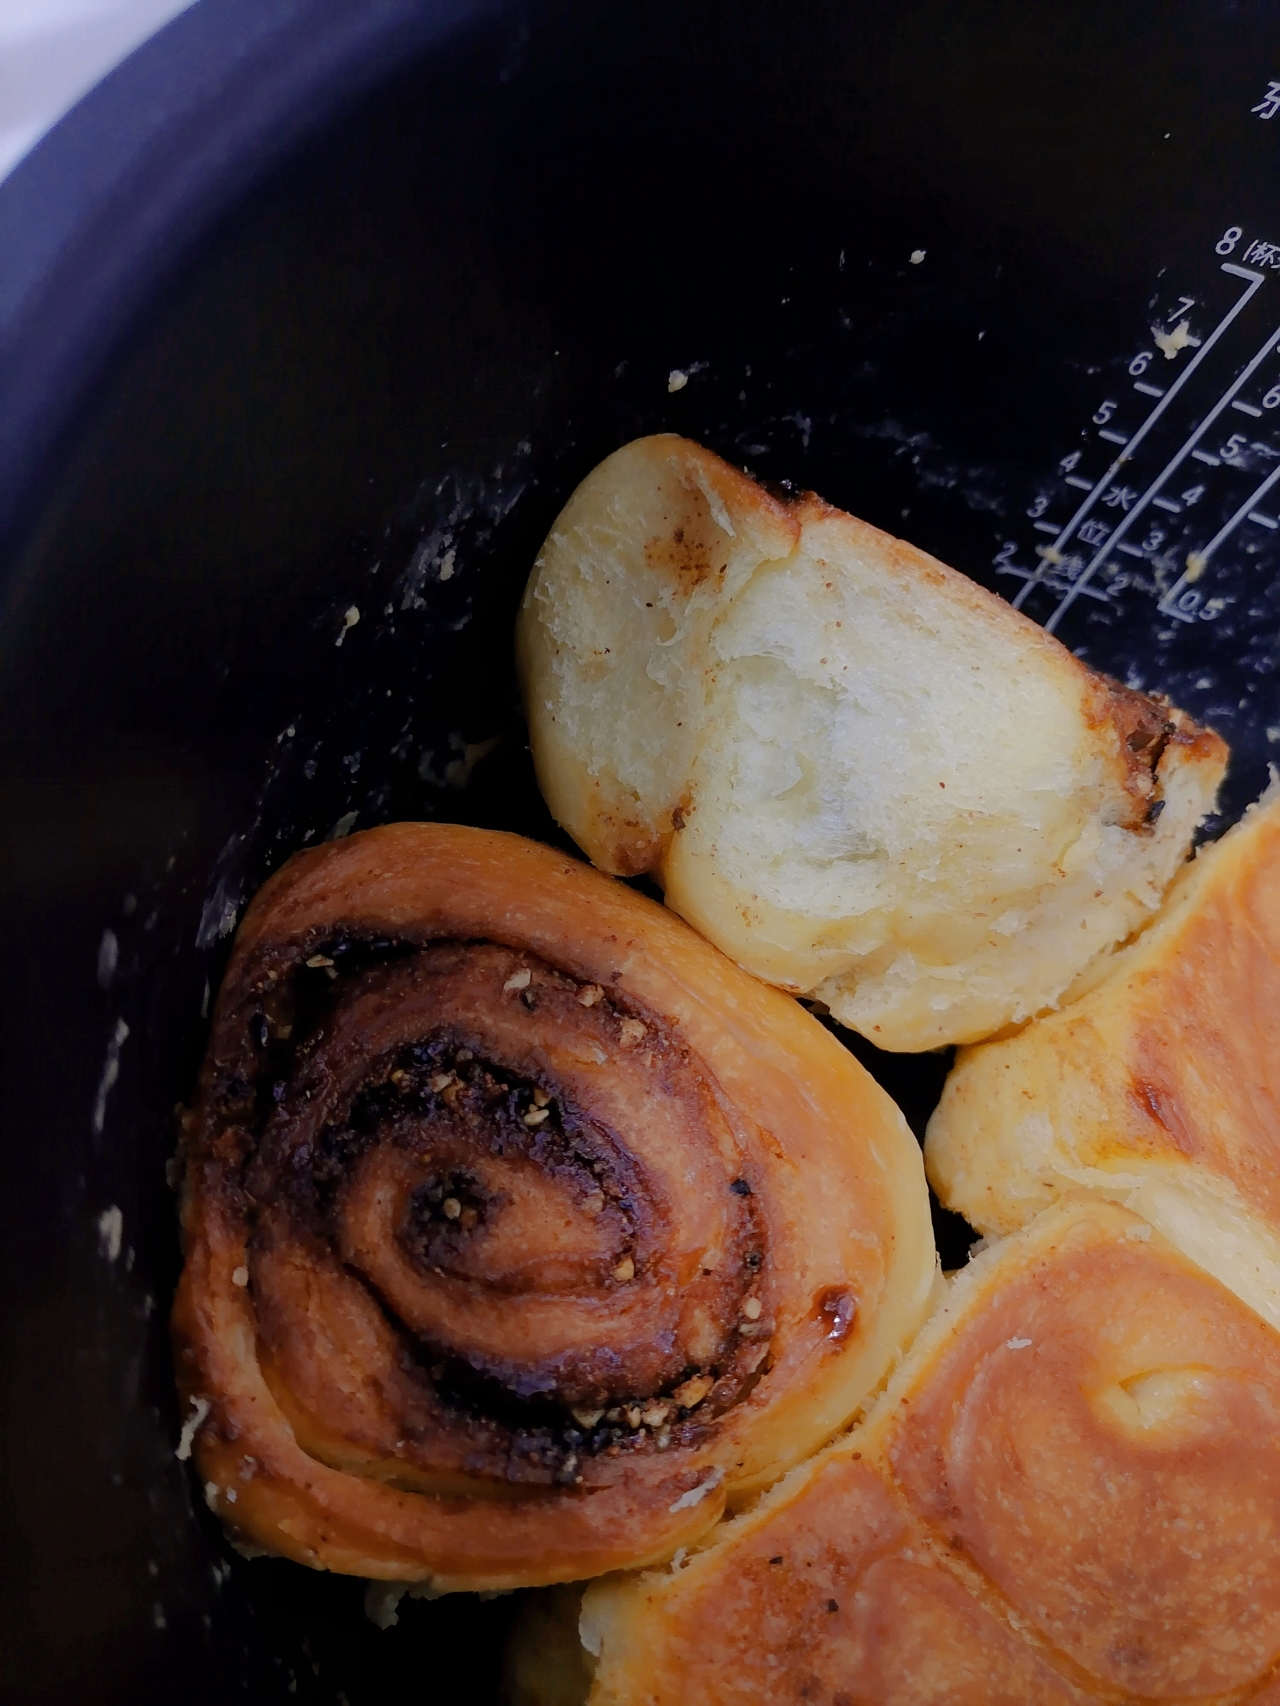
[583,1192,606,1216]
[429,1072,455,1092]
[625,1406,642,1429]
[613,1256,636,1282]
[389,1069,409,1086]
[619,1018,647,1046]
[231,1266,249,1288]
[577,983,604,1007]
[571,1407,605,1429]
[442,1197,462,1220]
[503,968,532,992]
[672,1373,714,1410]
[523,1105,550,1127]
[305,954,334,968]
[459,1208,479,1230]
[531,1086,551,1107]
[641,1403,670,1428]
[742,1296,763,1320]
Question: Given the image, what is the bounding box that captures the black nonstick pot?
[3,2,1278,1700]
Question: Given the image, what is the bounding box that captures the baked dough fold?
[926,788,1280,1331]
[517,434,1226,1049]
[171,823,934,1590]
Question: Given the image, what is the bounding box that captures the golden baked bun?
[516,435,1227,1050]
[927,786,1280,1332]
[556,1199,1280,1705]
[172,824,936,1590]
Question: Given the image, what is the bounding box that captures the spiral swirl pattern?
[173,823,933,1589]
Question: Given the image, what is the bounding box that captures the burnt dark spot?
[768,1555,784,1565]
[1145,797,1166,825]
[744,1251,762,1270]
[826,1599,839,1613]
[520,988,538,1010]
[729,1178,752,1197]
[249,1012,269,1050]
[671,806,686,831]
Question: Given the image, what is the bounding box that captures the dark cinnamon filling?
[209,932,773,1474]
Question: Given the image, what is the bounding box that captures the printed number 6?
[1092,399,1117,425]
[1217,225,1244,255]
[1128,351,1153,376]
[1264,383,1280,409]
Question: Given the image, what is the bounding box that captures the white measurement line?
[1065,475,1093,490]
[1159,460,1280,619]
[1233,398,1263,416]
[1033,520,1058,533]
[1116,542,1146,557]
[1249,510,1278,528]
[1012,262,1266,612]
[1152,496,1182,511]
[1046,301,1280,633]
[1191,449,1221,465]
[1133,381,1165,397]
[1098,429,1129,445]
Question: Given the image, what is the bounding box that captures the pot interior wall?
[2,1,1275,1699]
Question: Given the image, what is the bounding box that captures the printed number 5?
[1219,432,1248,462]
[1092,400,1118,425]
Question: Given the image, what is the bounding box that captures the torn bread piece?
[517,434,1227,1049]
[927,786,1280,1332]
[553,1199,1280,1706]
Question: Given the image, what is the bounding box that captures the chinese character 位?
[1245,239,1280,269]
[1253,80,1280,120]
[1102,485,1140,510]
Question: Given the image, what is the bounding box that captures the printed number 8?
[1217,225,1244,255]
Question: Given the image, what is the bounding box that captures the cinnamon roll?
[516,434,1226,1051]
[926,787,1280,1331]
[567,1198,1280,1704]
[171,823,935,1591]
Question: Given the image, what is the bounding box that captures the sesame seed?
[642,1404,670,1428]
[306,955,334,968]
[742,1296,762,1320]
[626,1407,642,1429]
[531,1087,551,1107]
[503,968,532,992]
[442,1198,462,1220]
[523,1106,550,1127]
[231,1266,249,1288]
[577,983,604,1007]
[613,1256,635,1282]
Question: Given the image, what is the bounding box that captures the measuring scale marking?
[997,233,1280,648]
